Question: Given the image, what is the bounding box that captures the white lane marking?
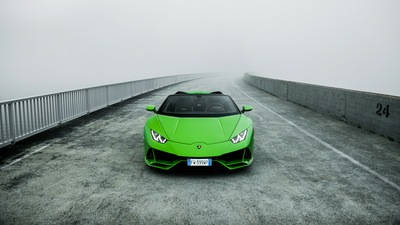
[233,82,400,192]
[248,112,264,122]
[1,139,60,170]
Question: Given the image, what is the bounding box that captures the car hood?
[156,115,241,144]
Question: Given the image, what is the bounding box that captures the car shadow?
[147,164,253,178]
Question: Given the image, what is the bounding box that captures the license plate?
[187,159,212,166]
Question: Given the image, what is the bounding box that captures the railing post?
[8,103,15,143]
[0,105,4,143]
[86,89,90,114]
[57,94,62,125]
[106,86,109,106]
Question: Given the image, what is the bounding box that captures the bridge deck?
[1,76,399,224]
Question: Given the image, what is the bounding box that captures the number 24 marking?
[376,103,390,118]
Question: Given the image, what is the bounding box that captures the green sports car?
[144,91,254,170]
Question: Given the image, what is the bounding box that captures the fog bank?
[1,0,399,101]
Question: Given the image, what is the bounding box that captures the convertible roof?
[175,91,223,95]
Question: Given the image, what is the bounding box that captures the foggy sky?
[1,0,399,101]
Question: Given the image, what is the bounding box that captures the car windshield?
[158,94,241,117]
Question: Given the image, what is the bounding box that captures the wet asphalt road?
[0,75,399,224]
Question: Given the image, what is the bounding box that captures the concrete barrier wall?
[244,73,400,143]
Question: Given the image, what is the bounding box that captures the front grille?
[149,148,251,162]
[214,148,253,167]
[215,150,243,161]
[153,149,185,162]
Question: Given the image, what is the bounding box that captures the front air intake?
[146,149,155,160]
[243,148,252,162]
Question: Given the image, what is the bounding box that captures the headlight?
[231,129,247,144]
[151,130,168,144]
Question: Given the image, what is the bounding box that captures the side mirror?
[146,105,157,113]
[241,105,253,113]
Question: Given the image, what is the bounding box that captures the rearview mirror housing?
[241,105,253,113]
[146,105,157,113]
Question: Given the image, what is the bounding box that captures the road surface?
[1,76,399,224]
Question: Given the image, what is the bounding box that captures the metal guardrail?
[0,73,204,148]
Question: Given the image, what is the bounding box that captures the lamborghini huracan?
[144,91,254,170]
